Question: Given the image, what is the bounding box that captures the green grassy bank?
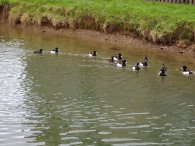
[0,0,195,44]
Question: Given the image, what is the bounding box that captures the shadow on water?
[160,76,166,83]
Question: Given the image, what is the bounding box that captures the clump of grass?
[1,0,195,43]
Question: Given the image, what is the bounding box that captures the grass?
[0,0,195,43]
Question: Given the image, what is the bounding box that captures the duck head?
[182,66,187,72]
[118,53,122,59]
[136,62,139,67]
[111,56,114,61]
[55,47,59,52]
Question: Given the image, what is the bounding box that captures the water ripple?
[0,31,195,146]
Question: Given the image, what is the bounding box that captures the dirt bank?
[14,24,195,57]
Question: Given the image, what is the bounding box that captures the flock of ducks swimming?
[33,48,194,76]
[33,48,59,54]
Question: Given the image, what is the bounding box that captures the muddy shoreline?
[1,15,195,58]
[11,24,194,57]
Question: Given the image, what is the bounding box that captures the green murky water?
[0,26,195,146]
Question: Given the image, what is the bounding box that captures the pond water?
[0,26,195,146]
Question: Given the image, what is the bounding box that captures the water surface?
[0,26,195,146]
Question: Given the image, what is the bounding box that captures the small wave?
[112,142,173,146]
[161,133,183,136]
[98,131,112,135]
[187,127,195,129]
[109,125,151,129]
[61,137,78,140]
[68,130,96,134]
[101,138,141,142]
[101,123,127,127]
[169,128,187,132]
[69,125,83,128]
